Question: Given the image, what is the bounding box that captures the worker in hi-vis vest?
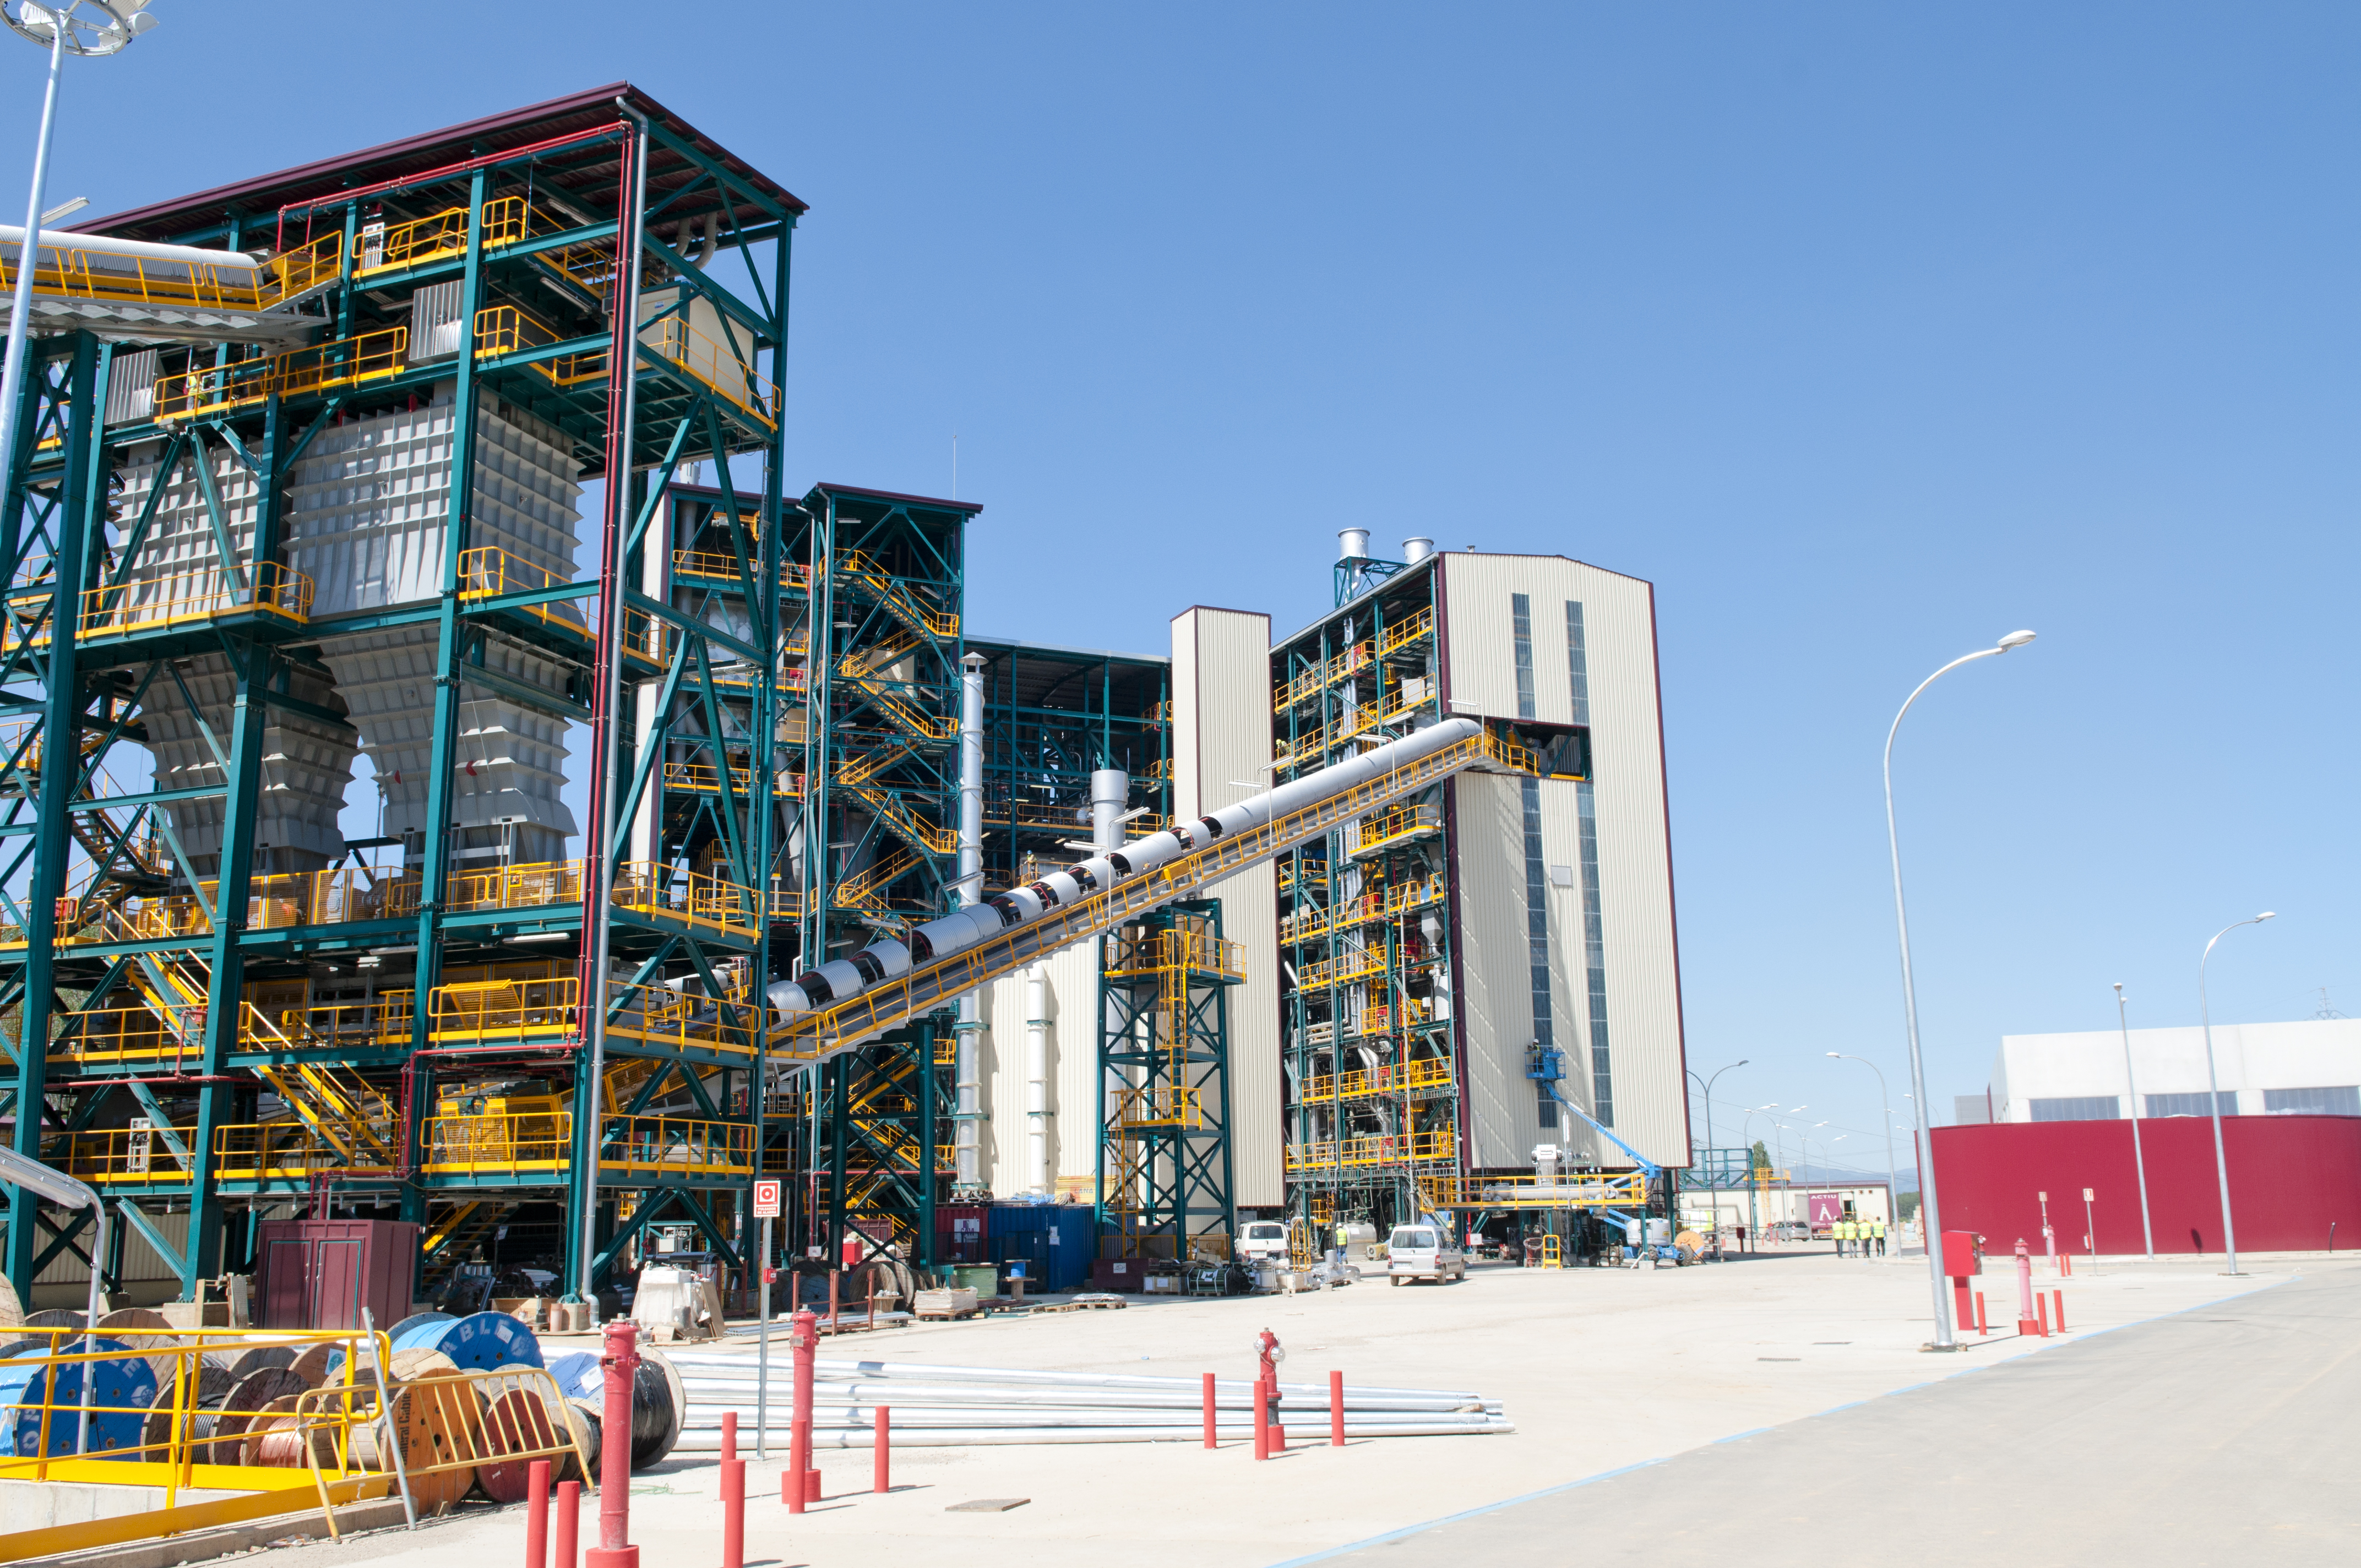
[1836,1217,1853,1256]
[1872,1218,1887,1257]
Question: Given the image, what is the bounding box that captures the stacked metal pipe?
[663,1353,1511,1449]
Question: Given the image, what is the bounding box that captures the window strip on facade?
[1566,600,1613,1126]
[1511,595,1555,1127]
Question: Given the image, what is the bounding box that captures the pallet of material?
[1070,1293,1129,1310]
[913,1287,980,1319]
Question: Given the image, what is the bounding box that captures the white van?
[1386,1224,1467,1285]
[1239,1221,1291,1265]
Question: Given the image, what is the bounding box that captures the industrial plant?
[0,84,1691,1317]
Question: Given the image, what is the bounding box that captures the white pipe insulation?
[953,652,986,1192]
[767,717,1480,1019]
[1024,963,1048,1196]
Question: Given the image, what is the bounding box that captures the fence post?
[585,1321,639,1568]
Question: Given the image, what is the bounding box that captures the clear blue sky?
[21,4,2359,1173]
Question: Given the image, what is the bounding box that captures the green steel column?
[409,168,493,1055]
[7,336,99,1298]
[915,1016,937,1272]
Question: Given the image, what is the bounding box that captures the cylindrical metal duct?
[955,652,987,1195]
[1336,528,1370,560]
[1401,537,1434,563]
[1025,965,1049,1197]
[1089,769,1128,854]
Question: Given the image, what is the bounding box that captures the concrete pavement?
[204,1246,2310,1568]
[1304,1261,2361,1566]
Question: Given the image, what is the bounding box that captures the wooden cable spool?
[387,1372,485,1516]
[287,1343,342,1388]
[475,1370,563,1504]
[141,1364,233,1458]
[206,1368,311,1464]
[239,1394,310,1467]
[387,1347,461,1383]
[96,1309,183,1406]
[219,1344,299,1385]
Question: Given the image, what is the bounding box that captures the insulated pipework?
[767,718,1481,1022]
[1025,963,1049,1197]
[954,652,986,1195]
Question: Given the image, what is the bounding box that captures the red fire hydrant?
[1255,1329,1286,1454]
[586,1320,639,1568]
[2012,1238,2041,1338]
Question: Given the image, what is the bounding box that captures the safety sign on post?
[754,1179,782,1218]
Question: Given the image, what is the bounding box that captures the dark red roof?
[86,82,804,249]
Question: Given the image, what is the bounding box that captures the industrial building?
[0,85,1690,1313]
[1963,1018,2361,1123]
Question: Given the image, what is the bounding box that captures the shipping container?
[985,1204,1095,1293]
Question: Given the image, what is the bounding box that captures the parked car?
[1239,1220,1291,1265]
[1771,1221,1811,1242]
[1386,1224,1467,1284]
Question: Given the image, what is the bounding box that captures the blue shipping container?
[985,1204,1096,1292]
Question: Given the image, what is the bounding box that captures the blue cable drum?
[544,1351,601,1402]
[0,1337,158,1458]
[389,1311,544,1373]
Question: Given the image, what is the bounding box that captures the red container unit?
[935,1205,988,1264]
[257,1218,418,1330]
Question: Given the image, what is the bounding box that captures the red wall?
[1930,1116,2361,1255]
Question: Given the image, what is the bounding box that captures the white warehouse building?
[1972,1018,2361,1123]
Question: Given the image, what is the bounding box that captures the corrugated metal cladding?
[111,440,358,873]
[1439,553,1689,1170]
[34,1205,188,1286]
[280,387,586,862]
[973,938,1102,1198]
[1171,607,1282,1209]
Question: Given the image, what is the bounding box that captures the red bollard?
[1201,1373,1217,1450]
[2013,1239,2041,1337]
[2037,1292,2051,1337]
[873,1407,890,1494]
[554,1482,580,1568]
[1329,1371,1345,1448]
[587,1321,640,1568]
[2061,1254,2072,1278]
[526,1460,551,1568]
[1252,1379,1269,1462]
[2053,1288,2066,1331]
[721,1411,737,1465]
[1974,1292,1989,1336]
[720,1456,745,1568]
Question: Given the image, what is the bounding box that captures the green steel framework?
[0,86,812,1308]
[1093,898,1239,1244]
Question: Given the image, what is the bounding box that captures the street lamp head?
[1826,1051,1841,1059]
[1996,629,2037,651]
[2256,912,2277,922]
[7,1,154,55]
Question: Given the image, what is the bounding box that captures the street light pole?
[1685,1059,1748,1181]
[2199,913,2274,1276]
[2113,983,2155,1260]
[1885,628,2037,1350]
[1829,1052,1902,1243]
[0,3,155,484]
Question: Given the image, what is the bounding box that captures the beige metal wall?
[1437,552,1690,1171]
[1171,607,1283,1211]
[974,940,1104,1199]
